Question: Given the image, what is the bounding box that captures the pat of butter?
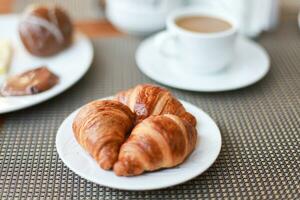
[0,39,12,75]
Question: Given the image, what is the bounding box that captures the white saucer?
[0,15,93,114]
[136,34,270,92]
[56,97,222,191]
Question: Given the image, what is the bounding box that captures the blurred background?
[0,0,299,38]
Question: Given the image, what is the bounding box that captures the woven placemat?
[13,0,105,20]
[0,20,299,199]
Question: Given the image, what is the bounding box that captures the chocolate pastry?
[1,66,59,96]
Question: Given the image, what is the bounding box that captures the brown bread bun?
[19,5,73,57]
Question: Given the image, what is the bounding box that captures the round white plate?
[0,15,93,114]
[56,98,222,191]
[298,11,300,30]
[136,34,270,92]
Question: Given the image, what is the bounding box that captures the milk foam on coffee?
[176,16,232,33]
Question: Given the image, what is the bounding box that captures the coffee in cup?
[155,8,238,74]
[175,15,232,33]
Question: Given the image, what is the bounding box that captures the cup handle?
[155,31,178,58]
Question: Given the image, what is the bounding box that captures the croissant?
[72,100,135,170]
[116,84,196,126]
[114,114,197,176]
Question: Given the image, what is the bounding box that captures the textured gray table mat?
[0,20,299,199]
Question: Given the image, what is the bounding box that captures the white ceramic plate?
[56,98,222,191]
[298,11,300,30]
[136,34,270,92]
[0,15,93,114]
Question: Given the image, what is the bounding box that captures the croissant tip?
[98,159,114,170]
[113,161,144,176]
[113,161,126,176]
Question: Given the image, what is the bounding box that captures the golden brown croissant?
[72,100,135,170]
[115,84,196,126]
[113,114,197,176]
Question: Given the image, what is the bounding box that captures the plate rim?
[298,11,300,30]
[56,97,222,191]
[0,14,94,114]
[136,34,270,92]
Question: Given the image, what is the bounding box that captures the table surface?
[0,1,299,199]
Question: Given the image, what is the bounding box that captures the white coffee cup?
[156,8,238,74]
[106,0,182,36]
